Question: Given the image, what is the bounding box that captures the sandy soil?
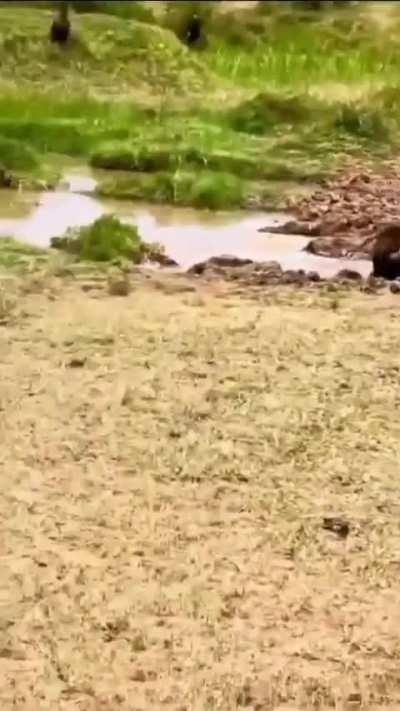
[1,268,400,710]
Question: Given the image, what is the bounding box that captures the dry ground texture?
[2,269,400,710]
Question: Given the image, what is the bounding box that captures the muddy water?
[0,169,372,278]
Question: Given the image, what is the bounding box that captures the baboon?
[184,14,203,48]
[50,1,71,45]
[372,223,400,280]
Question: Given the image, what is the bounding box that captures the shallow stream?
[0,168,371,277]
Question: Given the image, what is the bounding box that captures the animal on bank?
[50,1,71,45]
[372,223,400,280]
[184,14,204,48]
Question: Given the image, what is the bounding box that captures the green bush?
[0,136,39,171]
[50,214,147,263]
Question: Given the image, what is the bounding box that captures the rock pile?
[187,254,373,288]
[259,163,400,266]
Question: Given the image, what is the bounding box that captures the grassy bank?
[0,2,399,207]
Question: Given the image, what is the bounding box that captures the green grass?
[0,136,39,171]
[0,236,48,269]
[205,3,400,89]
[96,170,250,210]
[0,3,397,208]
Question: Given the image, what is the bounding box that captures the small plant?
[50,214,148,263]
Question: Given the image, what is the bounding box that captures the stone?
[259,220,321,236]
[335,268,363,281]
[322,516,350,538]
[307,271,321,282]
[188,255,253,275]
[150,252,178,267]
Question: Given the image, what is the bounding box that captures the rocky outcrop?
[305,234,372,259]
[187,255,367,288]
[189,255,254,275]
[190,257,285,283]
[259,163,400,261]
[260,220,321,237]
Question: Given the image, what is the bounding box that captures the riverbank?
[2,266,400,708]
[265,160,400,260]
[0,172,373,276]
[1,3,400,211]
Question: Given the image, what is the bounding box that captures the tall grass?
[206,43,400,90]
[205,3,400,90]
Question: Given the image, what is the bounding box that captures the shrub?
[0,136,39,171]
[50,214,147,262]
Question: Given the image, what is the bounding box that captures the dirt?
[267,161,400,260]
[2,265,400,709]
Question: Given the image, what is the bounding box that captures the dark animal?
[184,14,202,47]
[372,223,400,280]
[50,2,71,45]
[50,18,71,44]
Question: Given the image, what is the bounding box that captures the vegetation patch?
[0,136,39,172]
[96,170,248,210]
[0,3,397,206]
[50,214,152,263]
[333,103,390,140]
[0,236,48,270]
[90,140,259,176]
[227,90,321,135]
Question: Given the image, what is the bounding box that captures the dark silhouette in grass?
[184,14,204,48]
[50,1,71,45]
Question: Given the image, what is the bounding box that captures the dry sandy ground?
[1,268,400,710]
